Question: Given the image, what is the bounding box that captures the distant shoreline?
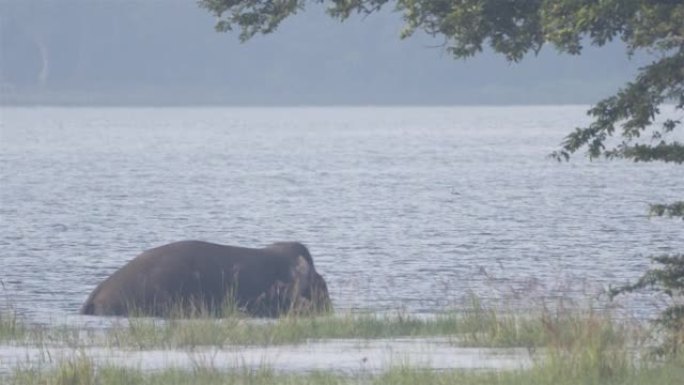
[0,101,597,108]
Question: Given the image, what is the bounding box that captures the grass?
[1,300,637,349]
[5,354,684,385]
[1,299,683,384]
[0,306,26,342]
[0,307,88,348]
[101,298,638,350]
[376,360,684,385]
[107,312,460,348]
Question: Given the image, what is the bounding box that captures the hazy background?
[1,0,650,106]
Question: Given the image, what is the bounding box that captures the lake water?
[0,338,533,374]
[1,106,682,324]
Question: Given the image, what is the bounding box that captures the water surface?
[1,106,682,322]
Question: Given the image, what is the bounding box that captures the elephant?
[80,240,331,318]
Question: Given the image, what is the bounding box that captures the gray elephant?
[80,241,331,318]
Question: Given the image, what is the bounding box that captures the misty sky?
[0,0,651,106]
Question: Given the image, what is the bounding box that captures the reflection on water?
[0,338,533,374]
[1,107,682,322]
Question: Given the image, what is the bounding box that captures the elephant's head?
[306,270,332,313]
[262,242,332,315]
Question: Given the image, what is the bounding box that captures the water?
[1,106,682,323]
[0,338,533,374]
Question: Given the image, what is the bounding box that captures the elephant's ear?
[291,255,312,292]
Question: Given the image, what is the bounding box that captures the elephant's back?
[136,240,235,262]
[81,241,238,314]
[106,240,254,285]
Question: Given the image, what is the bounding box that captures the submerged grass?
[105,312,448,348]
[0,307,25,341]
[0,308,91,348]
[2,300,637,350]
[103,298,635,350]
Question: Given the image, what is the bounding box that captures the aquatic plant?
[0,307,27,342]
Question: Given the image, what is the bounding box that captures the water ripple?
[1,106,682,323]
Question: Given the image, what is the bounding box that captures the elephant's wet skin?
[80,241,332,318]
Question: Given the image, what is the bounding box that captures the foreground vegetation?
[5,349,684,385]
[1,300,637,349]
[2,300,683,384]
